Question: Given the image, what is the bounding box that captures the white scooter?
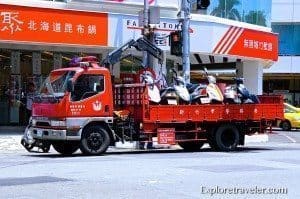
[189,69,224,104]
[203,75,224,104]
[160,69,190,105]
[141,72,161,104]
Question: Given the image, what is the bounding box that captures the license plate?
[167,99,177,105]
[37,129,43,138]
[158,128,175,145]
[200,97,210,104]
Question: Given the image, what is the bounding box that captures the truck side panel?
[113,85,284,124]
[144,99,283,123]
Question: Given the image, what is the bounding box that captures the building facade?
[264,0,300,105]
[0,0,278,125]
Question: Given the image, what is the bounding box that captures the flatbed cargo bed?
[114,84,284,124]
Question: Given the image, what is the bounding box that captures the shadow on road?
[21,146,274,159]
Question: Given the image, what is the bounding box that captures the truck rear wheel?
[215,124,239,152]
[52,141,79,155]
[178,141,204,151]
[80,125,110,155]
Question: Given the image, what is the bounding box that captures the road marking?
[283,134,297,143]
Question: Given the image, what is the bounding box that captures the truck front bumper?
[30,127,81,141]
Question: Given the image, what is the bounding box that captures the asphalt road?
[0,130,299,199]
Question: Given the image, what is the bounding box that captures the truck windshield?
[36,71,75,102]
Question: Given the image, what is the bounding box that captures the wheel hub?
[87,132,103,150]
[221,130,235,147]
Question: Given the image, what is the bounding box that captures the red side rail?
[113,83,146,122]
[143,95,284,123]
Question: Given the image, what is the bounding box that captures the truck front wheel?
[80,125,110,155]
[52,141,79,155]
[215,124,239,152]
[178,141,204,151]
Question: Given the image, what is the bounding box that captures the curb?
[0,126,26,135]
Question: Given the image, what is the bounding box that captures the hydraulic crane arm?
[101,37,164,67]
[101,39,136,67]
[132,37,164,64]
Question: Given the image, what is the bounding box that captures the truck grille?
[36,122,50,127]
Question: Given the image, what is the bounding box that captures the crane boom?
[101,37,164,67]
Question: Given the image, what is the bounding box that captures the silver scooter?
[21,118,51,153]
[224,77,260,104]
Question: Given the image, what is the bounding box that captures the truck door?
[68,74,111,117]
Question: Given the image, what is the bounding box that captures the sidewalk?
[0,134,24,153]
[0,126,25,153]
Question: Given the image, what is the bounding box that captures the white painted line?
[283,134,297,143]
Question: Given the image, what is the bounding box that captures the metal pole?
[142,0,150,67]
[180,0,191,83]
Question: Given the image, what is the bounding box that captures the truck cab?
[26,37,164,155]
[30,57,114,154]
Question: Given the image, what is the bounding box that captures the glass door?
[0,49,11,125]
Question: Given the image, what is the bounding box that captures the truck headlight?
[294,116,300,121]
[50,120,66,127]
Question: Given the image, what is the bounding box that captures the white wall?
[265,56,300,73]
[272,0,300,22]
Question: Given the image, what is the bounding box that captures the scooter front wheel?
[41,143,51,153]
[21,139,35,152]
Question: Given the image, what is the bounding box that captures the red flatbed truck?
[27,38,284,155]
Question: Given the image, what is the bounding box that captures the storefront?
[0,1,278,125]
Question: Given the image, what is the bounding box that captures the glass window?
[72,74,104,101]
[284,104,297,113]
[272,24,300,56]
[194,0,272,27]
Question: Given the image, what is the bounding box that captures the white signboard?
[108,13,216,53]
[102,0,178,8]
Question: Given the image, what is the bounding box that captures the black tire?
[207,127,217,150]
[41,143,51,153]
[21,139,34,152]
[178,141,204,152]
[52,141,79,155]
[80,125,110,155]
[281,121,291,131]
[214,124,239,152]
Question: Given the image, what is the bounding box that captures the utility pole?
[178,0,191,83]
[142,0,150,68]
[142,0,161,77]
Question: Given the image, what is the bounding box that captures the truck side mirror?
[67,79,74,93]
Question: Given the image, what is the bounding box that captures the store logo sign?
[0,4,108,46]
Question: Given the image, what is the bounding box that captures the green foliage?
[210,0,241,21]
[244,10,267,27]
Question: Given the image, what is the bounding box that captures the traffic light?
[169,31,182,56]
[197,0,210,9]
